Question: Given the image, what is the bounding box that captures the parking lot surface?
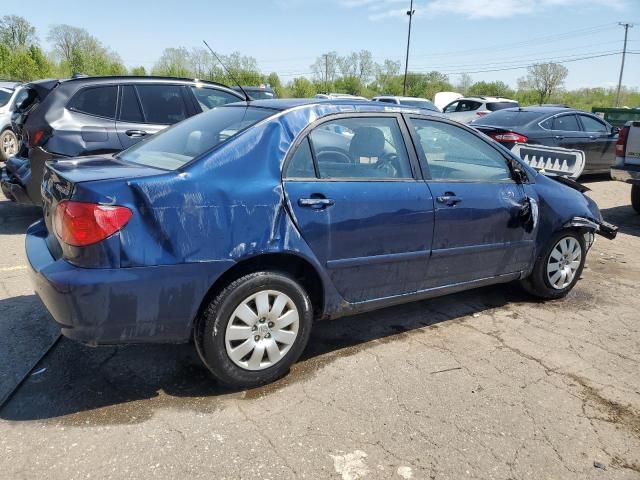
[0,178,639,480]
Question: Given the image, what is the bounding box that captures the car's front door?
[577,113,617,172]
[406,116,536,287]
[282,114,435,303]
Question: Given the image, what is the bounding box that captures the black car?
[471,106,618,175]
[2,76,245,206]
[232,85,276,100]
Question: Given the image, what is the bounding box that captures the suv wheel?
[196,271,313,389]
[631,184,640,214]
[0,129,18,162]
[521,230,586,299]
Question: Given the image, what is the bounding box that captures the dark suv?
[1,76,244,206]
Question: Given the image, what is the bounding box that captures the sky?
[6,0,640,90]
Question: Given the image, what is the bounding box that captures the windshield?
[0,88,14,108]
[117,106,277,170]
[398,99,439,111]
[248,90,275,100]
[471,109,542,127]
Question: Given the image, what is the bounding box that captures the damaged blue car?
[26,98,616,388]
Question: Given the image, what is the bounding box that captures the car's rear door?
[115,84,193,149]
[282,113,434,303]
[576,113,617,172]
[406,115,536,286]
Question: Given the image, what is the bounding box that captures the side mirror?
[612,126,620,135]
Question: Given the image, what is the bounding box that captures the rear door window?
[136,84,188,125]
[307,116,413,180]
[119,85,144,123]
[68,86,117,118]
[457,100,481,112]
[190,86,241,111]
[443,101,459,113]
[553,114,580,132]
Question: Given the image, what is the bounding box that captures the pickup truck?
[611,121,640,213]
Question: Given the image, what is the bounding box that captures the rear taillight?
[616,126,629,157]
[54,200,132,247]
[28,129,48,148]
[476,111,489,117]
[490,132,529,143]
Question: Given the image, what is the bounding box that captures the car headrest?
[349,127,385,159]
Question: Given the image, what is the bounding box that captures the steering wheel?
[376,152,400,177]
[316,149,352,164]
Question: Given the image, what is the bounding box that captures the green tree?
[0,15,37,50]
[152,47,192,77]
[468,80,514,98]
[524,62,569,104]
[130,66,147,76]
[289,77,316,98]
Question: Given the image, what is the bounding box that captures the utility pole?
[403,0,415,96]
[615,22,634,107]
[323,54,329,94]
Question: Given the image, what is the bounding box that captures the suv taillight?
[490,132,528,143]
[28,129,49,148]
[616,126,629,157]
[476,111,489,117]
[54,201,132,246]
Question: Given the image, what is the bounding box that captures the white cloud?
[336,0,627,21]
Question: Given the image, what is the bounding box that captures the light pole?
[403,0,415,96]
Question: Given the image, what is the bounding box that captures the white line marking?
[0,266,28,272]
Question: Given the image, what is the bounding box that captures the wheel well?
[194,253,325,334]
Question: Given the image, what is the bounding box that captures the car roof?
[0,81,21,89]
[460,96,517,102]
[233,98,442,115]
[499,106,579,115]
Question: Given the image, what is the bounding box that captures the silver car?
[372,95,440,112]
[0,81,24,161]
[442,96,518,124]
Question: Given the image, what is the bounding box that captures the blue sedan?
[27,99,616,388]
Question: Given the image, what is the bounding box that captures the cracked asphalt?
[1,178,639,480]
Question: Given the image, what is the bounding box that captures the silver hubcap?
[2,132,17,155]
[225,290,299,371]
[547,237,582,290]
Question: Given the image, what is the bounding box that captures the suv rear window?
[471,109,541,126]
[0,88,13,107]
[117,106,276,170]
[68,86,117,118]
[486,102,518,111]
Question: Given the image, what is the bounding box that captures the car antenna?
[202,40,250,102]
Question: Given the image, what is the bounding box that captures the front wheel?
[631,184,640,214]
[196,271,313,389]
[521,230,586,299]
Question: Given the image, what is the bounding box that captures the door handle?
[436,193,462,206]
[125,129,148,138]
[588,135,597,140]
[298,197,335,209]
[554,135,564,140]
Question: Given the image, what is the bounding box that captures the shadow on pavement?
[0,198,42,235]
[600,205,640,238]
[0,283,533,424]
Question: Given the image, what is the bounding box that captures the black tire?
[631,184,640,214]
[520,229,586,300]
[0,129,18,162]
[195,271,313,389]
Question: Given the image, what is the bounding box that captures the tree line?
[1,15,638,111]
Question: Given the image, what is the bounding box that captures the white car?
[0,81,25,161]
[372,95,440,112]
[442,96,518,124]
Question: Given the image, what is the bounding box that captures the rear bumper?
[611,166,640,185]
[26,220,234,345]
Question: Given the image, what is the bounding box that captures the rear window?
[486,101,519,111]
[398,99,439,111]
[68,86,118,119]
[247,90,275,100]
[471,109,541,127]
[117,106,276,170]
[0,88,14,107]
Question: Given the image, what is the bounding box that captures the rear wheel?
[0,129,18,162]
[631,184,640,214]
[521,230,586,299]
[196,271,313,389]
